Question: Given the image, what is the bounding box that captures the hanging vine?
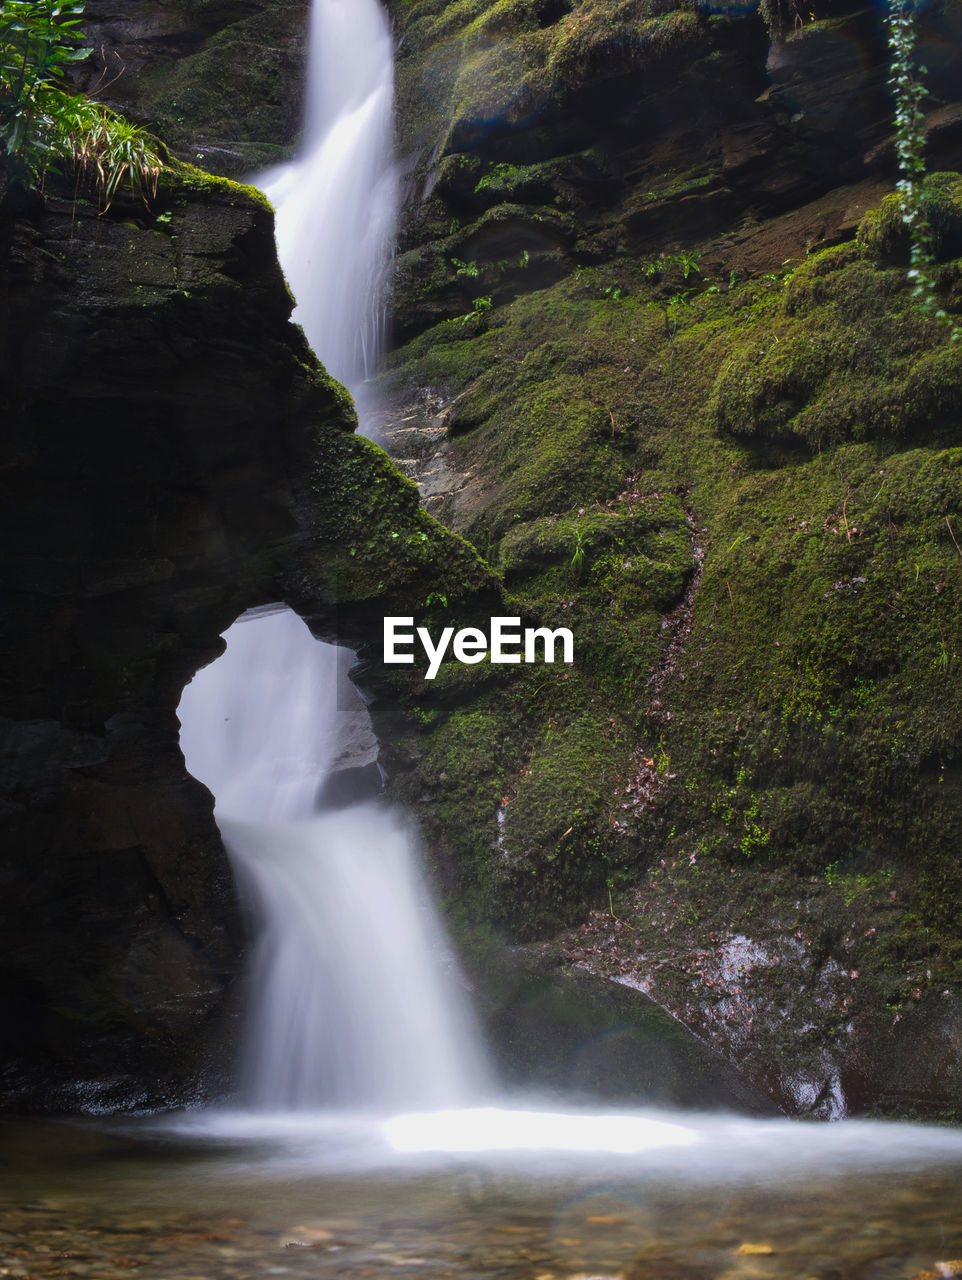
[886,0,961,341]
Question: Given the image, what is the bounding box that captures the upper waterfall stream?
[258,0,398,388]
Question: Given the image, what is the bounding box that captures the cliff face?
[77,0,311,176]
[0,168,493,1109]
[371,0,962,1118]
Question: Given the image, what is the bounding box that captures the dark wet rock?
[468,937,780,1114]
[77,0,312,176]
[0,169,494,1110]
[317,763,384,810]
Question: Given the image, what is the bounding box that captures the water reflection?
[5,1105,961,1274]
[3,1114,962,1280]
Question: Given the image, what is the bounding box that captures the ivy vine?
[886,0,960,341]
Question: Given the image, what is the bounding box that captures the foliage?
[54,93,162,206]
[569,527,587,581]
[0,0,87,167]
[457,293,493,326]
[886,0,961,342]
[0,0,163,205]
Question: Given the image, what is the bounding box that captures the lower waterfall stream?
[177,606,485,1112]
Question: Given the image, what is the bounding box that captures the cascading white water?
[259,0,398,387]
[179,608,485,1110]
[176,0,484,1111]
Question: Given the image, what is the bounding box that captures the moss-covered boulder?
[465,932,779,1112]
[857,172,962,265]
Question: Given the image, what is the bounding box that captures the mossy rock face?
[708,248,962,448]
[292,428,496,625]
[387,0,780,337]
[384,214,962,960]
[80,0,311,176]
[382,0,962,1112]
[396,0,708,151]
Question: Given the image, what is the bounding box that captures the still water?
[3,1110,962,1280]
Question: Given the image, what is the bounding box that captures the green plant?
[475,161,517,193]
[644,251,701,283]
[570,528,587,581]
[1,0,87,179]
[673,249,701,280]
[58,95,161,206]
[451,256,480,279]
[825,861,895,907]
[459,294,492,328]
[886,0,961,341]
[1,0,162,204]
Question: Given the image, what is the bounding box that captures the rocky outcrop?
[373,0,962,1118]
[78,0,311,176]
[0,168,494,1110]
[467,935,780,1114]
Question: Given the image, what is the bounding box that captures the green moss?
[392,252,962,933]
[538,5,703,90]
[305,427,497,611]
[163,161,273,210]
[654,441,962,891]
[708,243,962,448]
[371,0,962,1105]
[383,39,962,964]
[501,708,627,876]
[498,496,691,616]
[857,173,962,264]
[392,0,708,158]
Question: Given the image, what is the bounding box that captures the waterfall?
[179,608,485,1111]
[258,0,398,388]
[177,0,484,1112]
